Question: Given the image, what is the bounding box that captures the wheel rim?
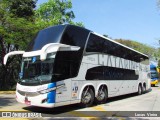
[82,92,91,104]
[139,86,141,94]
[97,90,105,101]
[143,86,146,92]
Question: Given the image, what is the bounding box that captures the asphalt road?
[0,84,160,120]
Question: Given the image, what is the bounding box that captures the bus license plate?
[25,97,31,105]
[25,101,31,105]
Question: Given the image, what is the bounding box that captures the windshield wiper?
[33,76,42,85]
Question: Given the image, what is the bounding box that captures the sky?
[37,0,160,47]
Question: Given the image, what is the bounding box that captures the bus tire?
[137,85,142,95]
[80,88,94,107]
[142,85,146,94]
[96,87,108,104]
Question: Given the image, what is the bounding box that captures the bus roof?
[26,24,148,59]
[26,24,90,52]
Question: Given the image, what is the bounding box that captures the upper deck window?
[86,33,148,63]
[61,25,89,48]
[26,25,90,52]
[26,25,65,51]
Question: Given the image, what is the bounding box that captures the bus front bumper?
[16,91,55,108]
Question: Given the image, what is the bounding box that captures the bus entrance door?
[55,79,71,106]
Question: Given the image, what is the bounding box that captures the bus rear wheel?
[80,88,94,107]
[138,85,142,95]
[96,86,108,104]
[142,85,146,94]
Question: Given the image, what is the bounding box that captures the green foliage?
[158,59,160,67]
[0,0,38,89]
[9,0,37,19]
[0,0,38,48]
[0,0,84,89]
[35,0,84,29]
[1,18,37,49]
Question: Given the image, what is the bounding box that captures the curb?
[0,91,15,94]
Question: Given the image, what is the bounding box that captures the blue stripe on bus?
[47,82,56,103]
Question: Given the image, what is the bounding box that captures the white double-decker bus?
[4,25,150,108]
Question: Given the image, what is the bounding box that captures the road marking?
[69,111,97,117]
[68,111,101,120]
[90,105,106,111]
[67,105,109,120]
[114,117,126,120]
[0,110,28,112]
[0,91,15,94]
[0,118,29,120]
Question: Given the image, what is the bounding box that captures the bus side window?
[85,66,104,80]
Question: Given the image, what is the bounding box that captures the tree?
[9,0,37,20]
[0,0,84,89]
[158,59,160,67]
[0,0,37,89]
[35,0,83,29]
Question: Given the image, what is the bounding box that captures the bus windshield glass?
[19,53,55,85]
[151,72,158,79]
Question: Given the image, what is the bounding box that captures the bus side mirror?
[3,51,25,65]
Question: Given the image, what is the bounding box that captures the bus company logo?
[98,54,149,72]
[72,82,78,98]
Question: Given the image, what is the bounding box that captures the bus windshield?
[151,72,158,79]
[19,54,55,85]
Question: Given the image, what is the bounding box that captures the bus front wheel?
[80,87,94,107]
